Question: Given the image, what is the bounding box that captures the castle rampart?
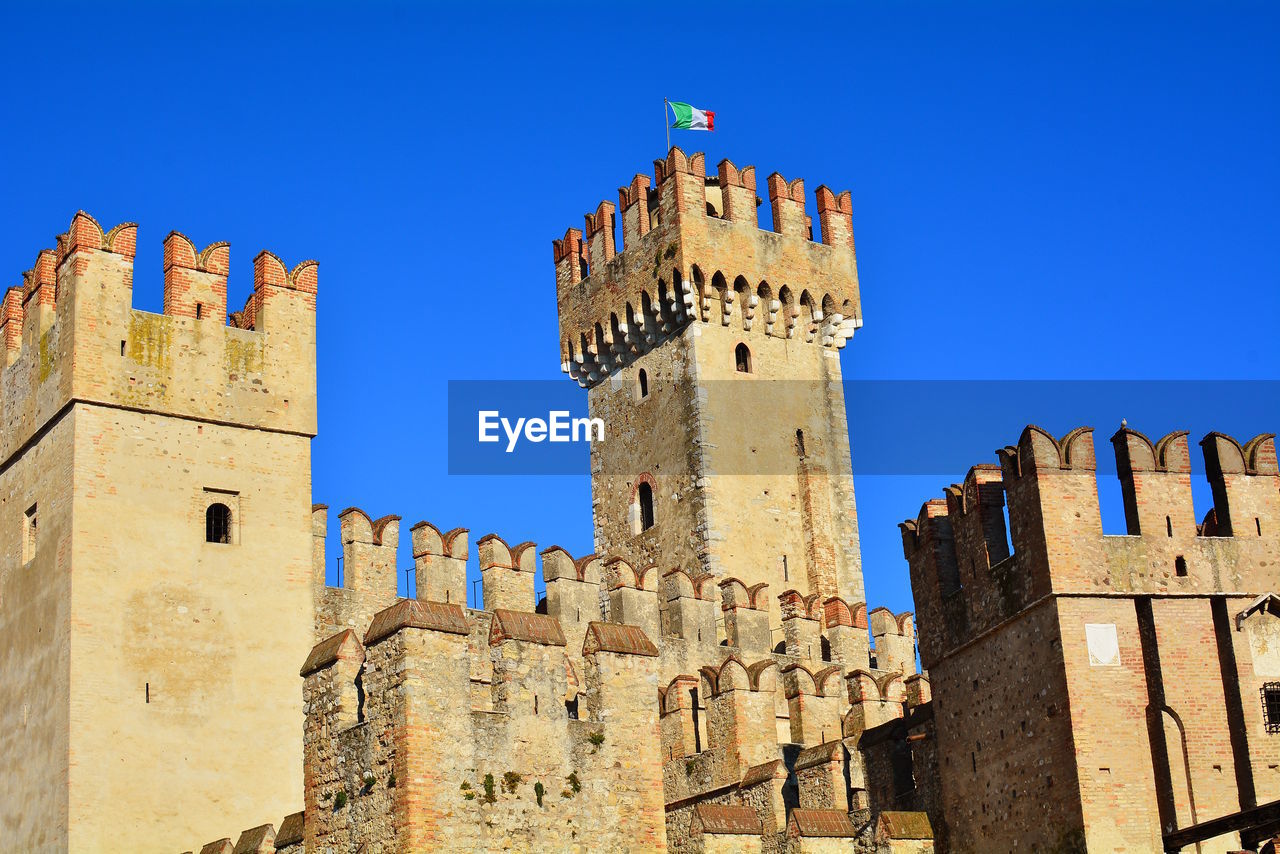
[0,212,317,470]
[554,148,862,386]
[902,423,1280,852]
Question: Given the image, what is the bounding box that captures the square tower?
[0,213,317,851]
[554,149,865,628]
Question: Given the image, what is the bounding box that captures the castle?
[0,148,1275,853]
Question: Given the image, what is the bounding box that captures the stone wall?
[904,423,1280,852]
[0,211,318,851]
[302,601,667,851]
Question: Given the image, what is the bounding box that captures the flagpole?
[664,98,670,153]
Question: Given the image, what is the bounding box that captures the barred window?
[1264,683,1280,734]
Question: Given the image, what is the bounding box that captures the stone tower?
[0,213,317,851]
[554,148,865,629]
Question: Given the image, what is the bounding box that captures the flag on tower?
[669,101,715,131]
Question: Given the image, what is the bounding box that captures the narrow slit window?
[734,342,751,373]
[206,503,232,544]
[795,429,806,458]
[637,368,649,399]
[195,302,203,319]
[23,504,38,563]
[1166,516,1172,537]
[1258,518,1263,537]
[638,482,655,531]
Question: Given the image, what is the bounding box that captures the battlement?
[0,211,318,465]
[553,148,862,387]
[902,424,1280,667]
[301,599,666,851]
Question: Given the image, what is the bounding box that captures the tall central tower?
[554,148,864,627]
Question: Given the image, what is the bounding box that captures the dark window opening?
[23,503,38,563]
[782,554,789,582]
[1258,518,1263,537]
[891,735,915,802]
[1174,555,1187,577]
[120,340,126,356]
[1166,516,1173,537]
[195,302,203,319]
[534,695,539,715]
[795,429,805,458]
[565,697,579,720]
[638,482,654,531]
[689,688,702,752]
[637,368,649,398]
[821,636,832,662]
[145,682,150,704]
[206,503,232,544]
[1263,683,1280,734]
[734,342,751,373]
[355,670,366,723]
[773,640,786,654]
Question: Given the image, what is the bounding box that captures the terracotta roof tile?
[274,811,304,847]
[488,609,567,647]
[583,622,658,657]
[299,630,362,677]
[740,759,783,788]
[695,803,762,835]
[876,810,933,840]
[794,740,843,771]
[232,824,275,854]
[365,599,470,645]
[789,809,857,838]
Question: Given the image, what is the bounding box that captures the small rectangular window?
[23,504,37,563]
[1263,683,1280,734]
[195,303,203,320]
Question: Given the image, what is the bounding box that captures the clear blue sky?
[3,2,1277,613]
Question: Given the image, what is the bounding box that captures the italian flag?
[669,101,715,131]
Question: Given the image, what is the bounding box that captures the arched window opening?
[206,503,232,544]
[735,343,751,373]
[637,482,655,531]
[1174,555,1187,577]
[773,640,786,655]
[637,368,649,399]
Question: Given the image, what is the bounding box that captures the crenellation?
[1,286,22,363]
[869,608,916,677]
[410,519,469,606]
[163,231,230,322]
[617,173,653,247]
[477,533,537,611]
[583,199,616,271]
[766,172,808,238]
[906,422,1280,852]
[716,159,758,227]
[1201,430,1279,538]
[781,663,843,746]
[719,578,772,654]
[555,147,862,388]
